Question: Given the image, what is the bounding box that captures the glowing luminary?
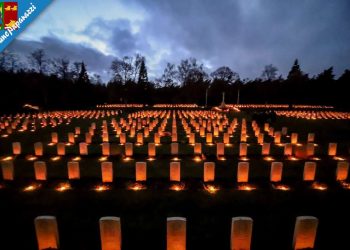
[306,143,314,156]
[307,133,315,142]
[171,143,179,155]
[144,127,149,137]
[274,132,281,144]
[130,127,135,137]
[119,133,126,144]
[101,162,113,183]
[136,162,147,181]
[103,132,109,143]
[34,216,59,250]
[79,142,88,155]
[303,162,316,181]
[264,123,269,132]
[34,142,43,156]
[237,162,249,183]
[336,161,349,181]
[213,127,219,137]
[99,217,122,250]
[67,161,80,180]
[295,145,307,159]
[34,161,47,181]
[240,133,247,142]
[204,162,215,182]
[206,133,213,144]
[231,217,253,250]
[125,143,133,157]
[102,143,110,156]
[154,133,160,144]
[194,143,202,155]
[12,142,21,155]
[51,132,58,143]
[270,162,283,182]
[262,143,270,156]
[257,134,264,145]
[328,143,337,156]
[137,133,143,145]
[239,143,247,157]
[148,143,156,157]
[284,143,292,156]
[200,127,205,137]
[85,133,92,144]
[217,143,225,156]
[172,133,178,142]
[291,133,298,144]
[223,133,230,144]
[68,132,75,144]
[293,216,318,250]
[189,133,195,144]
[57,143,65,156]
[1,161,14,180]
[167,217,186,250]
[75,127,81,135]
[170,162,181,182]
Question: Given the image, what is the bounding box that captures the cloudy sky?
[8,0,350,82]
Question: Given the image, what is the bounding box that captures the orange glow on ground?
[237,183,256,191]
[24,183,41,192]
[287,156,299,161]
[272,184,291,191]
[203,184,220,194]
[123,156,132,161]
[333,156,346,161]
[311,182,327,191]
[340,181,350,189]
[94,184,110,192]
[55,182,71,192]
[51,156,61,161]
[239,157,249,161]
[99,156,108,162]
[193,156,202,162]
[264,156,275,161]
[26,155,37,161]
[71,156,81,161]
[169,183,185,191]
[128,182,146,191]
[1,156,13,161]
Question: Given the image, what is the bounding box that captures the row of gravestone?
[2,160,349,183]
[33,215,318,250]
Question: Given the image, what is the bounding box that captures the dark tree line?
[0,49,349,112]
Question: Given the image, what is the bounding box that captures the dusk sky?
[8,0,350,82]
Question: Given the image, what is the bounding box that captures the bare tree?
[133,54,143,81]
[111,56,133,83]
[52,58,70,79]
[161,63,178,87]
[262,64,278,81]
[29,49,46,74]
[177,57,207,85]
[210,66,239,84]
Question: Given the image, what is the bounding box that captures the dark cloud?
[7,36,115,81]
[126,0,350,78]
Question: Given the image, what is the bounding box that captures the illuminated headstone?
[303,162,316,181]
[171,143,179,155]
[67,161,80,180]
[1,161,14,180]
[284,143,292,156]
[136,162,147,181]
[34,216,59,250]
[206,133,213,144]
[34,161,47,181]
[57,143,65,156]
[217,143,225,156]
[336,161,349,181]
[137,133,143,145]
[167,217,186,250]
[79,142,88,155]
[102,143,110,156]
[291,133,298,144]
[154,133,160,144]
[12,142,21,155]
[194,143,202,155]
[262,143,270,156]
[148,143,156,157]
[34,142,43,156]
[125,143,133,157]
[68,132,75,144]
[237,162,249,183]
[270,162,283,182]
[231,217,253,250]
[170,162,181,182]
[274,131,281,144]
[239,143,247,157]
[119,133,126,145]
[293,216,318,250]
[99,217,122,250]
[306,143,314,156]
[328,143,337,156]
[51,132,58,143]
[223,133,230,144]
[204,162,215,182]
[101,162,113,183]
[85,133,92,144]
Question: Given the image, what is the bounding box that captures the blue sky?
[8,0,350,82]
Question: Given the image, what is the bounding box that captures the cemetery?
[1,104,350,249]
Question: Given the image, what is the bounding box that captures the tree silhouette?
[261,64,278,81]
[138,57,148,84]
